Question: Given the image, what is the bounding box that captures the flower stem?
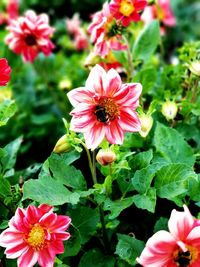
[99,204,110,253]
[123,35,134,81]
[77,139,97,184]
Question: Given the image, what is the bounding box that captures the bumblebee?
[174,250,192,267]
[94,105,109,123]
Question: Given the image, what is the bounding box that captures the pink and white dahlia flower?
[5,10,55,62]
[88,3,126,57]
[109,0,147,27]
[0,204,71,267]
[0,58,11,86]
[67,64,142,150]
[137,205,200,266]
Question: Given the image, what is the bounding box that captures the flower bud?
[96,148,117,166]
[58,79,72,90]
[84,52,100,68]
[53,134,72,154]
[161,101,178,121]
[139,114,153,138]
[188,61,200,77]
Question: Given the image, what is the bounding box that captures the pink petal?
[84,123,106,150]
[70,103,95,116]
[85,64,106,95]
[5,243,28,259]
[67,87,94,107]
[39,212,57,228]
[137,230,177,266]
[54,232,71,241]
[0,230,24,247]
[70,114,95,133]
[105,121,124,145]
[104,68,122,96]
[119,109,141,132]
[187,226,200,246]
[51,215,71,232]
[113,83,142,107]
[17,248,39,267]
[38,204,54,214]
[38,248,54,267]
[168,205,194,240]
[48,241,64,256]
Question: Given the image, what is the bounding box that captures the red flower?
[0,204,71,267]
[0,58,11,86]
[67,64,142,150]
[109,0,147,27]
[137,205,200,266]
[5,10,55,62]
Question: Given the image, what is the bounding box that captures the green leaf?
[153,217,168,233]
[129,149,153,172]
[115,234,145,266]
[154,163,197,200]
[48,153,86,190]
[154,122,195,166]
[132,67,157,94]
[0,100,17,127]
[62,227,81,257]
[78,249,115,267]
[0,137,23,174]
[69,206,100,244]
[132,20,160,62]
[0,177,11,199]
[132,164,162,194]
[133,188,156,213]
[49,151,80,166]
[22,174,80,205]
[104,197,135,220]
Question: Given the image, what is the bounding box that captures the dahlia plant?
[0,0,199,267]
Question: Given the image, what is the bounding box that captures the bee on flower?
[137,205,200,266]
[67,64,142,150]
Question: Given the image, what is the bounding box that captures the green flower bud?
[53,134,72,154]
[139,114,153,138]
[188,61,200,77]
[96,148,117,166]
[161,101,178,121]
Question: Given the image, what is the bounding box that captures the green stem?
[191,78,199,103]
[92,150,97,184]
[0,199,14,214]
[76,139,97,184]
[99,204,110,253]
[123,35,134,81]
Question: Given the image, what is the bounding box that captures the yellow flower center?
[94,98,119,123]
[119,0,134,17]
[27,224,46,250]
[156,5,165,20]
[173,245,199,266]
